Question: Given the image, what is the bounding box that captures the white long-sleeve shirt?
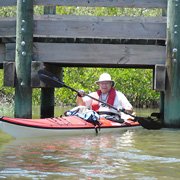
[82,90,132,113]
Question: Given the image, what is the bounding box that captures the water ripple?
[104,152,180,163]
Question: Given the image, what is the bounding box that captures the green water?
[0,104,72,119]
[0,104,158,119]
[0,105,180,179]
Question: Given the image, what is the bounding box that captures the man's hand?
[117,106,125,112]
[77,89,85,97]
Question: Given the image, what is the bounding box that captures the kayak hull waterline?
[0,116,140,138]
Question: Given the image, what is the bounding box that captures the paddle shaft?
[58,80,119,110]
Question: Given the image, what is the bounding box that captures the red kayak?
[0,115,140,138]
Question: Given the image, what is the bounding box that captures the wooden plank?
[0,15,167,40]
[0,44,5,64]
[0,0,167,8]
[5,43,15,61]
[0,18,16,37]
[153,64,166,91]
[3,62,15,87]
[31,61,47,88]
[0,0,16,6]
[3,61,57,88]
[35,0,167,8]
[35,15,167,40]
[6,43,166,67]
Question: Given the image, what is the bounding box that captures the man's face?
[98,81,112,94]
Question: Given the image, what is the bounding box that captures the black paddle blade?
[135,117,162,130]
[38,70,64,88]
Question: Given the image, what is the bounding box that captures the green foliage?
[1,67,159,108]
[0,6,16,17]
[54,67,159,108]
[0,6,44,17]
[56,7,162,17]
[0,70,14,104]
[32,88,41,105]
[34,6,44,15]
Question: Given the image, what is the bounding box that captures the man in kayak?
[77,73,133,116]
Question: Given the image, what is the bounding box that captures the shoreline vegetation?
[0,68,160,108]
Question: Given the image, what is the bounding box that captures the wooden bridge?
[0,0,179,127]
[0,1,166,68]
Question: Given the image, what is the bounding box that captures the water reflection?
[1,105,180,179]
[0,128,180,179]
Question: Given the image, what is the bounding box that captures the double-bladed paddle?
[38,70,162,130]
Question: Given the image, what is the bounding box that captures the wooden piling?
[14,0,33,118]
[40,6,61,118]
[164,0,180,127]
[159,8,167,122]
[40,64,63,118]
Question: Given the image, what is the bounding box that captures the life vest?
[92,88,116,111]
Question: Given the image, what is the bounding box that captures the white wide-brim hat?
[95,73,115,87]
